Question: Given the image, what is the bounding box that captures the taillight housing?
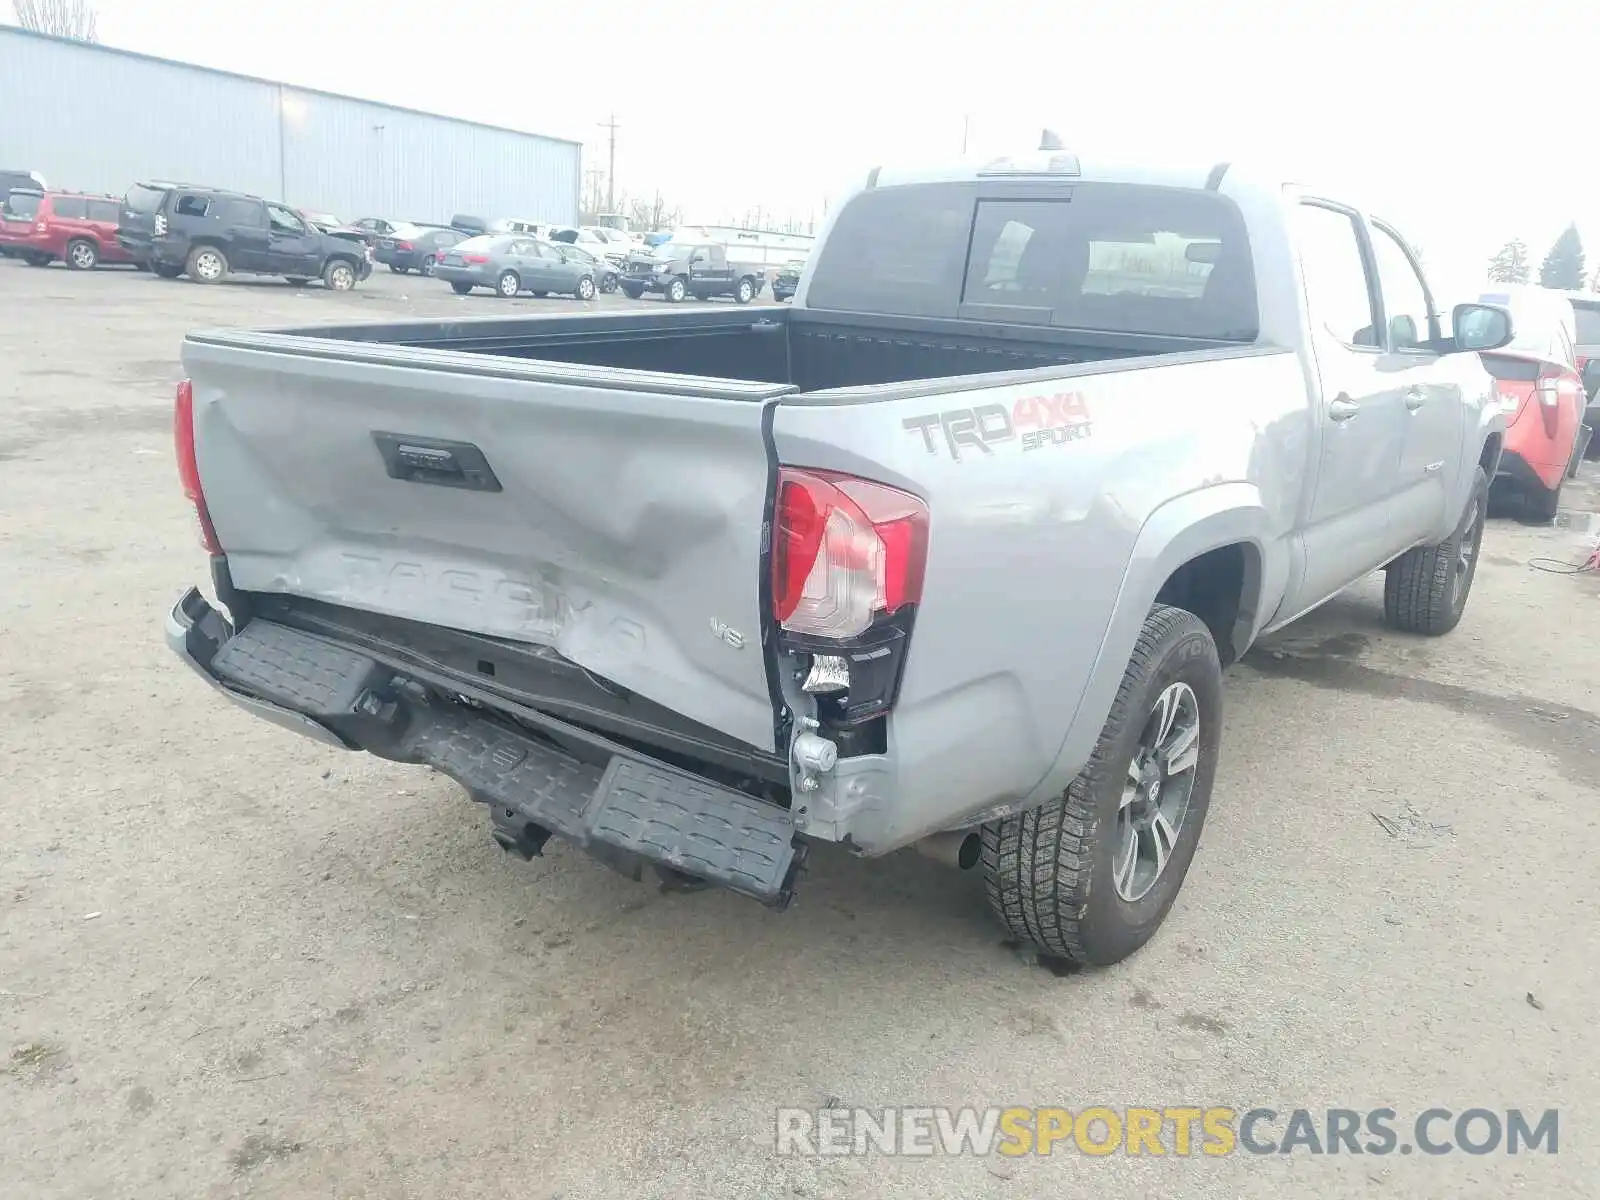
[174,379,222,553]
[462,254,489,264]
[1535,364,1580,409]
[396,240,414,251]
[771,467,928,725]
[153,213,167,236]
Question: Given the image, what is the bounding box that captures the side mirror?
[1451,302,1514,353]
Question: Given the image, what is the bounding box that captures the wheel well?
[67,235,98,246]
[1479,433,1503,477]
[1154,542,1259,666]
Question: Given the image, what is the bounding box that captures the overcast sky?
[67,0,1600,296]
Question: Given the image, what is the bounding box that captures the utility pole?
[597,113,619,213]
[961,114,970,155]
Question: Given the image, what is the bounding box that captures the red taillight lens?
[772,468,928,639]
[462,254,489,264]
[396,240,414,251]
[174,379,222,553]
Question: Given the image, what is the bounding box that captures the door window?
[1295,204,1381,349]
[51,196,87,219]
[1369,224,1433,351]
[217,198,266,227]
[266,205,308,235]
[174,194,211,218]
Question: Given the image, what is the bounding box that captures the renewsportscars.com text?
[774,1106,1559,1158]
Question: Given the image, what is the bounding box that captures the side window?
[87,200,120,222]
[224,199,267,227]
[508,240,532,256]
[52,196,87,220]
[1294,204,1380,349]
[266,205,307,235]
[174,194,210,218]
[1369,225,1432,351]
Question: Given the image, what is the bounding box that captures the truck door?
[1288,199,1417,611]
[264,204,322,275]
[1367,220,1466,541]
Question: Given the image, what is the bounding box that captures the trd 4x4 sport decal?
[902,391,1092,461]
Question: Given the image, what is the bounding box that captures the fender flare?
[1022,482,1280,807]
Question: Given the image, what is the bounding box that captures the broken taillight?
[174,379,222,553]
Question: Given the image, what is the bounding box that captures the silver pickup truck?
[166,146,1514,967]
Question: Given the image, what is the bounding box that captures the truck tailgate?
[182,334,790,752]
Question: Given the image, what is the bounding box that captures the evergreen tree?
[1486,239,1530,283]
[1538,225,1586,290]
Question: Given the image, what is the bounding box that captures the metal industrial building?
[0,27,581,225]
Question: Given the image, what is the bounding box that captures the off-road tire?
[981,605,1223,966]
[1383,466,1488,635]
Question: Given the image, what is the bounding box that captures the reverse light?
[772,468,928,639]
[174,379,222,554]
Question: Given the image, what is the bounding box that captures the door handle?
[1404,387,1427,411]
[1329,396,1361,422]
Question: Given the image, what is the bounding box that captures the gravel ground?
[2,260,1597,1200]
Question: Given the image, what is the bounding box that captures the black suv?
[117,183,373,290]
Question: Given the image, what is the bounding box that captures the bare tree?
[13,0,100,41]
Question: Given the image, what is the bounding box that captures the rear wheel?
[622,283,645,300]
[665,276,687,303]
[735,277,755,304]
[600,274,618,294]
[1383,466,1487,635]
[576,274,596,301]
[421,255,437,277]
[450,281,474,295]
[390,264,408,274]
[152,263,183,279]
[497,270,520,298]
[322,258,357,291]
[186,245,228,284]
[982,606,1222,966]
[23,252,50,267]
[66,239,99,270]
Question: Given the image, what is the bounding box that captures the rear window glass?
[124,184,166,213]
[808,181,1258,340]
[4,191,41,219]
[50,196,86,220]
[1572,300,1600,346]
[87,200,119,222]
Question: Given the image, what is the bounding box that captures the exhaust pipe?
[915,830,981,871]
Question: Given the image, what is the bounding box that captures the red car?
[0,189,136,270]
[1477,288,1588,519]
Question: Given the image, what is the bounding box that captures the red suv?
[0,190,135,270]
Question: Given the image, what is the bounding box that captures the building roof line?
[0,24,585,149]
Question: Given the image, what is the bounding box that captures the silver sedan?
[434,236,599,300]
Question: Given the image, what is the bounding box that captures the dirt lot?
[2,260,1598,1200]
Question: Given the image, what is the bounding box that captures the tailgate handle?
[372,432,503,492]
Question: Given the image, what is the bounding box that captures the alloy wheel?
[1112,681,1202,902]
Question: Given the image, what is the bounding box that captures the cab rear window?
[805,181,1258,340]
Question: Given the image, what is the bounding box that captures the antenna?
[1039,129,1064,151]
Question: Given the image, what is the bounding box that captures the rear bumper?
[434,265,493,286]
[166,588,804,906]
